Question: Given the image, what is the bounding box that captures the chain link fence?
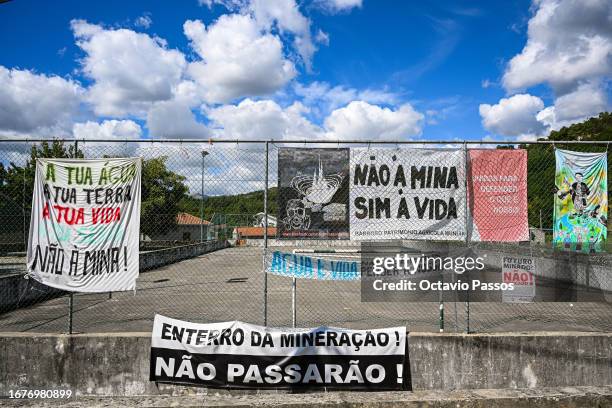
[0,139,610,334]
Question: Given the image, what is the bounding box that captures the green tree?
[140,157,188,238]
[0,141,82,241]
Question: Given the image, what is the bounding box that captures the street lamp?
[200,150,209,242]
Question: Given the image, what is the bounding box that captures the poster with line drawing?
[278,148,349,239]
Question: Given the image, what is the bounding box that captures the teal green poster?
[553,149,607,253]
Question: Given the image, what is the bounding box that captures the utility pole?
[201,151,209,242]
[263,141,269,326]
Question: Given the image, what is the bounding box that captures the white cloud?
[208,98,321,140]
[481,79,493,88]
[184,15,296,104]
[249,0,316,69]
[479,94,547,137]
[196,0,317,70]
[549,80,608,122]
[314,0,363,13]
[71,19,186,117]
[134,13,152,29]
[147,101,209,139]
[481,83,607,138]
[536,80,608,130]
[198,0,244,8]
[502,0,612,93]
[0,66,82,136]
[0,140,31,168]
[315,29,330,46]
[294,81,399,117]
[72,120,143,155]
[73,120,142,139]
[481,0,611,138]
[324,101,424,140]
[208,98,425,142]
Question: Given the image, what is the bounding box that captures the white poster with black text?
[150,314,406,390]
[27,158,141,292]
[350,148,466,241]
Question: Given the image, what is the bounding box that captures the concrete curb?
[2,385,612,407]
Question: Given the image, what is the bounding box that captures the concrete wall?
[0,241,228,312]
[139,240,227,272]
[408,332,612,390]
[0,275,65,312]
[0,332,609,396]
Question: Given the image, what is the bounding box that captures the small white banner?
[266,251,360,280]
[502,256,536,303]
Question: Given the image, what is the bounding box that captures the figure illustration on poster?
[553,149,607,253]
[555,171,602,219]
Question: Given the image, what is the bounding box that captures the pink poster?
[469,149,529,242]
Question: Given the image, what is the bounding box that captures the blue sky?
[0,0,610,143]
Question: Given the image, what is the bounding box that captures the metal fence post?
[463,142,470,333]
[263,141,269,326]
[292,278,297,328]
[200,151,208,242]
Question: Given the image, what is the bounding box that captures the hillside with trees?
[178,187,277,224]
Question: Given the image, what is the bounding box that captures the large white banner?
[350,148,466,241]
[150,314,406,390]
[27,158,141,292]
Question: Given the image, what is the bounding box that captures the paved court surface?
[1,246,611,333]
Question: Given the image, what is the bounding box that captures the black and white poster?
[150,315,406,390]
[350,148,466,241]
[277,148,349,239]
